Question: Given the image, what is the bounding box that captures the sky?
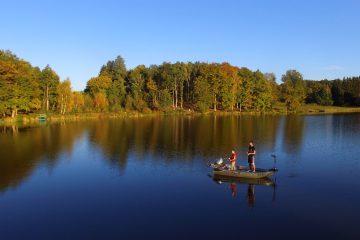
[1,0,360,90]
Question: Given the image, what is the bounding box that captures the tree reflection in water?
[0,123,88,193]
[0,114,292,194]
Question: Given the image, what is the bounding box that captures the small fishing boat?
[209,159,277,179]
[39,114,47,122]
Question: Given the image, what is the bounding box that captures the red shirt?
[230,153,236,162]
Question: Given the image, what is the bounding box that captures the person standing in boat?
[247,141,256,172]
[229,150,237,170]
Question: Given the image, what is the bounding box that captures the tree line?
[0,50,359,118]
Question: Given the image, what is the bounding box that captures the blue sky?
[1,0,359,90]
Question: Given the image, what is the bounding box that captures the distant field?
[273,103,360,114]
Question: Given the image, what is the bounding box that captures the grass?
[1,104,360,126]
[273,103,360,114]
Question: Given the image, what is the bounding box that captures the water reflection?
[282,115,305,154]
[0,123,87,193]
[1,114,354,194]
[211,175,276,208]
[87,115,281,164]
[1,114,360,239]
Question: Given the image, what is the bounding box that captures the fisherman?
[247,140,256,172]
[229,150,237,170]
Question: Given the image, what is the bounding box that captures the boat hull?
[213,168,274,179]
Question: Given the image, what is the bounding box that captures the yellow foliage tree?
[57,79,73,114]
[93,92,108,111]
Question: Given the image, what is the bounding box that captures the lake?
[1,114,360,240]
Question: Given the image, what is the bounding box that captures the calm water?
[1,114,360,240]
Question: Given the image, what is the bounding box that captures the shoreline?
[1,105,360,126]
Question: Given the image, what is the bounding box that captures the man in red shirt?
[229,150,236,170]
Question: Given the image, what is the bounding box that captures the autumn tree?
[281,70,306,112]
[4,49,360,118]
[93,92,108,111]
[237,67,255,111]
[219,63,238,111]
[183,62,193,104]
[145,77,159,109]
[194,74,213,112]
[100,56,127,110]
[253,70,273,111]
[264,72,279,103]
[85,75,112,111]
[57,79,73,114]
[127,65,147,111]
[85,75,112,95]
[72,92,85,113]
[0,50,42,117]
[40,65,60,111]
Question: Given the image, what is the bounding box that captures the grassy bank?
[0,111,150,126]
[273,103,360,114]
[1,105,360,126]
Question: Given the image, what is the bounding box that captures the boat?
[209,159,277,179]
[213,167,275,179]
[39,114,47,122]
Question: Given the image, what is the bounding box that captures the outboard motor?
[216,158,223,165]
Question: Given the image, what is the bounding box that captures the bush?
[196,102,209,113]
[125,95,134,110]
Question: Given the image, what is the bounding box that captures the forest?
[1,50,360,118]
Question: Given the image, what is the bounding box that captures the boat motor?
[216,158,223,165]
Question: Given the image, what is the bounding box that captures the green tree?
[183,62,193,104]
[107,80,126,111]
[237,67,255,111]
[72,91,85,113]
[253,70,273,111]
[57,79,73,114]
[158,89,173,110]
[281,70,306,112]
[194,75,212,112]
[219,63,238,111]
[159,63,177,109]
[100,56,127,81]
[0,54,17,116]
[93,92,108,111]
[0,50,42,117]
[331,80,344,106]
[306,80,333,106]
[145,77,159,109]
[100,56,127,110]
[173,62,188,109]
[85,75,112,95]
[264,72,279,103]
[127,65,147,111]
[41,65,60,111]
